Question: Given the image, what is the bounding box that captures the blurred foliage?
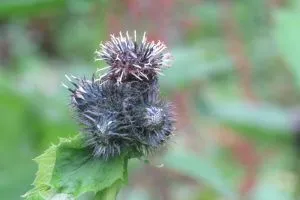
[0,0,65,18]
[0,0,300,199]
[274,1,300,88]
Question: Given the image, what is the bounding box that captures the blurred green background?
[1,0,300,199]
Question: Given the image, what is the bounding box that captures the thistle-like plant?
[24,31,175,200]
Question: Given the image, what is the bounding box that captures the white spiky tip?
[95,31,172,84]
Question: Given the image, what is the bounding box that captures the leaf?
[24,135,128,199]
[94,180,123,200]
[33,145,57,188]
[163,148,238,199]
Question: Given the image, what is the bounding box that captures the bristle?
[95,31,172,83]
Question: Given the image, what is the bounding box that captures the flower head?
[95,31,172,84]
[64,76,175,160]
[64,31,175,160]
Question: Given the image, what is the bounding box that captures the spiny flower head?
[63,75,175,160]
[63,31,175,160]
[95,31,172,84]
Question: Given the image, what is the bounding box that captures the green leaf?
[24,136,128,199]
[94,180,123,200]
[33,145,57,188]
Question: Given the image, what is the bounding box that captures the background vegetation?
[0,0,299,199]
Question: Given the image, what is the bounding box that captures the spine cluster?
[64,31,175,160]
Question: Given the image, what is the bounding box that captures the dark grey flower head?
[63,75,175,160]
[63,31,175,160]
[95,31,172,84]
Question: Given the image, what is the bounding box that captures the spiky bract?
[95,31,172,84]
[65,76,175,160]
